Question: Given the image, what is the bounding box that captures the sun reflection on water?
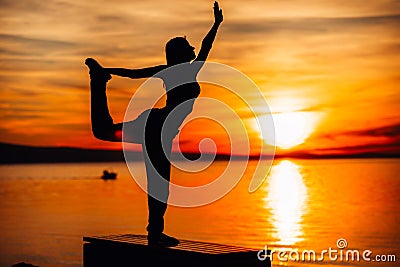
[264,160,308,246]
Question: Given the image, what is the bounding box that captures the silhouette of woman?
[85,2,223,247]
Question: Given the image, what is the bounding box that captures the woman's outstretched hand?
[213,1,223,25]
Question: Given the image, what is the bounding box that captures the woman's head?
[165,37,196,65]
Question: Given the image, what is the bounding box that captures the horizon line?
[1,142,399,162]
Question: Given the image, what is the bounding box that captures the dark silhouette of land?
[0,142,128,164]
[11,263,39,267]
[1,142,398,165]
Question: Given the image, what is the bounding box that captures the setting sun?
[272,112,321,149]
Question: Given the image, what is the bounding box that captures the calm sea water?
[0,159,399,267]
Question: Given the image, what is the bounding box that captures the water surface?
[0,159,399,266]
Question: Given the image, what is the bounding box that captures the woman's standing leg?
[143,118,178,246]
[144,137,171,234]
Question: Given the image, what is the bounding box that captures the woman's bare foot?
[147,233,180,247]
[85,58,111,81]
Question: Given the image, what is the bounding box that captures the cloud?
[310,141,400,156]
[223,14,400,37]
[0,0,55,14]
[0,33,75,48]
[347,124,400,138]
[319,123,400,140]
[0,33,78,62]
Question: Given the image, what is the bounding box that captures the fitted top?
[157,62,202,127]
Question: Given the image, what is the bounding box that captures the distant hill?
[0,142,130,164]
[1,142,398,164]
[0,143,230,164]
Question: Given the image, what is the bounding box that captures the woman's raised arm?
[195,1,223,62]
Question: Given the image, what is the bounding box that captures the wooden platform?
[83,234,271,267]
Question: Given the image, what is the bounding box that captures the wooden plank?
[83,234,271,267]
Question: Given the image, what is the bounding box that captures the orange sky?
[0,0,399,156]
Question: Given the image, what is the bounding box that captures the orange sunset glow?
[1,0,399,157]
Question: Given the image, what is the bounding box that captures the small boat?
[101,170,117,180]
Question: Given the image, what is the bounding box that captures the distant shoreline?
[1,142,399,164]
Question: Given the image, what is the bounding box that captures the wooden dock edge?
[83,234,271,267]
